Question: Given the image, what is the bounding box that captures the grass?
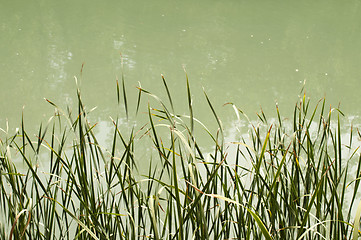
[0,73,361,239]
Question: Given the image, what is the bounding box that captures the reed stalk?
[0,74,360,239]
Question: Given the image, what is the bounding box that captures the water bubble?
[295,69,299,72]
[325,73,328,76]
[251,34,253,37]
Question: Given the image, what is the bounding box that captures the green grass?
[1,74,361,239]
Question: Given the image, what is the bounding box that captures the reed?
[0,74,361,239]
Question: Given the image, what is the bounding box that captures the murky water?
[1,0,361,135]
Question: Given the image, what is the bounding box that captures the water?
[1,0,361,135]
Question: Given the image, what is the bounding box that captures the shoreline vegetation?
[1,74,361,240]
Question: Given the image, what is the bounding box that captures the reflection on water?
[48,45,69,87]
[113,37,136,70]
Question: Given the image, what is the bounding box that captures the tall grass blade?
[352,199,361,240]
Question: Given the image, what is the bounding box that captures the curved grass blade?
[188,182,274,240]
[161,74,174,112]
[44,197,101,240]
[352,198,361,240]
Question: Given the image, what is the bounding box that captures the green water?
[1,0,361,133]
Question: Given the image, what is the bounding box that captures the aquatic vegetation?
[0,74,361,240]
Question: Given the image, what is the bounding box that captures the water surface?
[1,0,361,134]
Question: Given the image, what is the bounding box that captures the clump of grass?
[0,73,361,239]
